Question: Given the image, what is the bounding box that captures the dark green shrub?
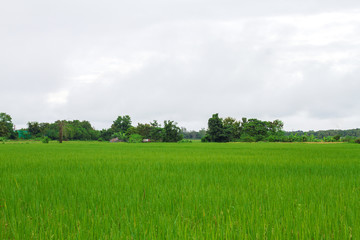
[239,135,256,142]
[42,137,50,143]
[201,135,211,142]
[333,135,341,141]
[355,138,360,144]
[128,134,143,143]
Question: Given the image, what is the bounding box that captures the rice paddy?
[1,142,359,239]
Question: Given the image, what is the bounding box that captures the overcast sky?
[1,0,360,131]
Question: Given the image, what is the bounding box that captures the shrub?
[42,137,50,143]
[355,138,360,144]
[128,134,143,143]
[239,135,256,142]
[333,135,341,141]
[201,135,211,142]
[266,135,286,142]
[97,137,104,142]
[341,136,355,143]
[111,132,128,142]
[323,136,335,142]
[0,137,6,144]
[178,139,192,143]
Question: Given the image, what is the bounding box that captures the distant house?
[142,139,151,143]
[109,137,123,143]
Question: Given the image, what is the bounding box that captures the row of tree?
[286,129,360,139]
[100,116,183,142]
[203,113,285,142]
[1,112,359,143]
[202,113,360,143]
[0,113,183,142]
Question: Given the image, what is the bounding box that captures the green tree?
[111,115,132,133]
[136,123,152,139]
[0,112,16,139]
[27,122,41,137]
[207,113,228,142]
[223,117,241,141]
[99,128,114,141]
[241,118,269,141]
[333,134,341,141]
[163,120,183,142]
[149,120,163,142]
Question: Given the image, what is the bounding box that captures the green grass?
[1,142,360,239]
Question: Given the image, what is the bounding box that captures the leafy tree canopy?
[111,115,132,133]
[0,113,16,139]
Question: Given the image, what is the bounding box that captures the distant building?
[109,137,123,143]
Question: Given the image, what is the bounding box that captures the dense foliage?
[1,112,183,143]
[0,113,16,139]
[286,129,360,142]
[1,112,359,143]
[203,113,285,142]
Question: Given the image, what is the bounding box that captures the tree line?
[203,113,360,143]
[0,112,183,143]
[1,112,359,143]
[202,113,285,142]
[286,129,360,142]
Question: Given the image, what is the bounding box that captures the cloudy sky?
[1,0,360,131]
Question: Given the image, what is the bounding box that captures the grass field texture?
[1,142,360,239]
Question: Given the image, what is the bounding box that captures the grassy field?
[1,142,360,239]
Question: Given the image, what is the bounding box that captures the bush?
[178,139,192,143]
[342,136,358,143]
[201,135,211,142]
[238,135,256,142]
[42,137,50,143]
[323,136,335,142]
[112,132,128,142]
[128,134,143,143]
[97,137,104,142]
[333,135,341,141]
[355,138,360,144]
[0,137,6,144]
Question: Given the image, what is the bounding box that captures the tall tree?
[149,120,163,142]
[223,117,241,141]
[136,123,152,139]
[163,120,183,142]
[111,115,132,133]
[207,113,228,142]
[58,121,64,143]
[27,122,41,137]
[0,112,15,139]
[241,118,269,141]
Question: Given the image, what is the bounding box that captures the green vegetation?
[203,114,285,142]
[0,113,16,139]
[1,142,360,239]
[287,128,360,139]
[1,112,359,143]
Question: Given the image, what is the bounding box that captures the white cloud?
[47,90,69,105]
[1,1,360,131]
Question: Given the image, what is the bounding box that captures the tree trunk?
[59,121,63,143]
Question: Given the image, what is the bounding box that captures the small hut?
[109,137,123,143]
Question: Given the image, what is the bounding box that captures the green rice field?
[1,142,360,239]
